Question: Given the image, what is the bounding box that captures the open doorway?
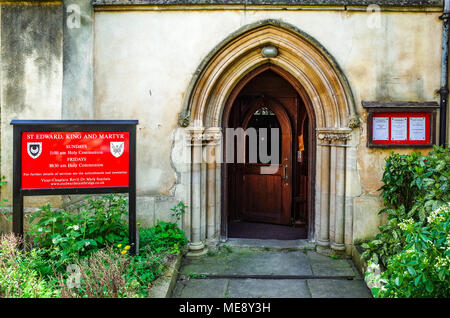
[226,69,310,240]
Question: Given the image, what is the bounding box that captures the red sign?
[371,112,431,146]
[21,132,129,189]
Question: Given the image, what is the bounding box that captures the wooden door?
[237,97,292,225]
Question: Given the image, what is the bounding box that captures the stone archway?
[176,20,360,257]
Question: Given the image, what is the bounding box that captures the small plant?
[139,221,187,254]
[170,201,187,221]
[188,272,206,279]
[221,244,233,254]
[207,250,217,257]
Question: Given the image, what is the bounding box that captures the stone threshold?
[221,238,316,251]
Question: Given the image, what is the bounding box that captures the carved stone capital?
[317,128,352,142]
[186,127,205,145]
[203,127,222,144]
[318,133,351,142]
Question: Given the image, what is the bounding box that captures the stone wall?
[0,2,64,234]
[0,2,447,246]
[92,7,442,243]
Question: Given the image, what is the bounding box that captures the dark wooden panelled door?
[236,97,293,225]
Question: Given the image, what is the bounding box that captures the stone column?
[317,134,330,252]
[316,129,352,255]
[328,142,337,244]
[204,127,221,248]
[187,127,206,256]
[331,137,348,254]
[182,129,193,241]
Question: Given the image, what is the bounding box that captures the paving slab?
[172,279,229,298]
[173,248,372,298]
[307,279,372,298]
[227,279,311,298]
[306,251,359,277]
[180,250,313,277]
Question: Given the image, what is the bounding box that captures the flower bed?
[0,196,188,298]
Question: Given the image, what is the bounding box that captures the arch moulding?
[177,20,360,257]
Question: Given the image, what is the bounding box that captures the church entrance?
[226,68,310,240]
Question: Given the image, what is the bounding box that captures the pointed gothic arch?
[177,20,360,256]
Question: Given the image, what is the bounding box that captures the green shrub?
[367,204,449,298]
[28,194,129,267]
[362,146,450,298]
[139,201,188,254]
[139,221,187,254]
[362,146,449,267]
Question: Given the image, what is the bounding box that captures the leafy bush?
[139,221,187,254]
[362,146,449,267]
[139,201,187,254]
[362,146,450,298]
[28,194,129,267]
[367,204,449,298]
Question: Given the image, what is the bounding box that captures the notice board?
[362,101,439,148]
[11,120,138,254]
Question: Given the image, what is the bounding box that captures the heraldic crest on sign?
[27,142,42,159]
[110,142,125,158]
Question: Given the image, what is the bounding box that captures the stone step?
[220,238,316,251]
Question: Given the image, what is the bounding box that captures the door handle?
[282,165,288,180]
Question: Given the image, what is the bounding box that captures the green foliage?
[0,234,60,298]
[221,244,233,254]
[123,248,168,297]
[188,272,206,279]
[0,199,188,298]
[170,201,187,221]
[362,146,450,298]
[139,221,187,254]
[28,194,129,267]
[0,176,11,227]
[362,146,449,268]
[367,204,450,298]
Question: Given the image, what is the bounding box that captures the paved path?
[172,245,372,298]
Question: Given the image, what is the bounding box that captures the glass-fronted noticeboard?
[362,101,439,148]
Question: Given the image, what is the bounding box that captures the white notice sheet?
[391,117,407,141]
[373,117,389,141]
[409,117,426,141]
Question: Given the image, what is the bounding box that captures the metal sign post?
[11,120,138,255]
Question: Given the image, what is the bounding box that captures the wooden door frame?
[221,64,316,240]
